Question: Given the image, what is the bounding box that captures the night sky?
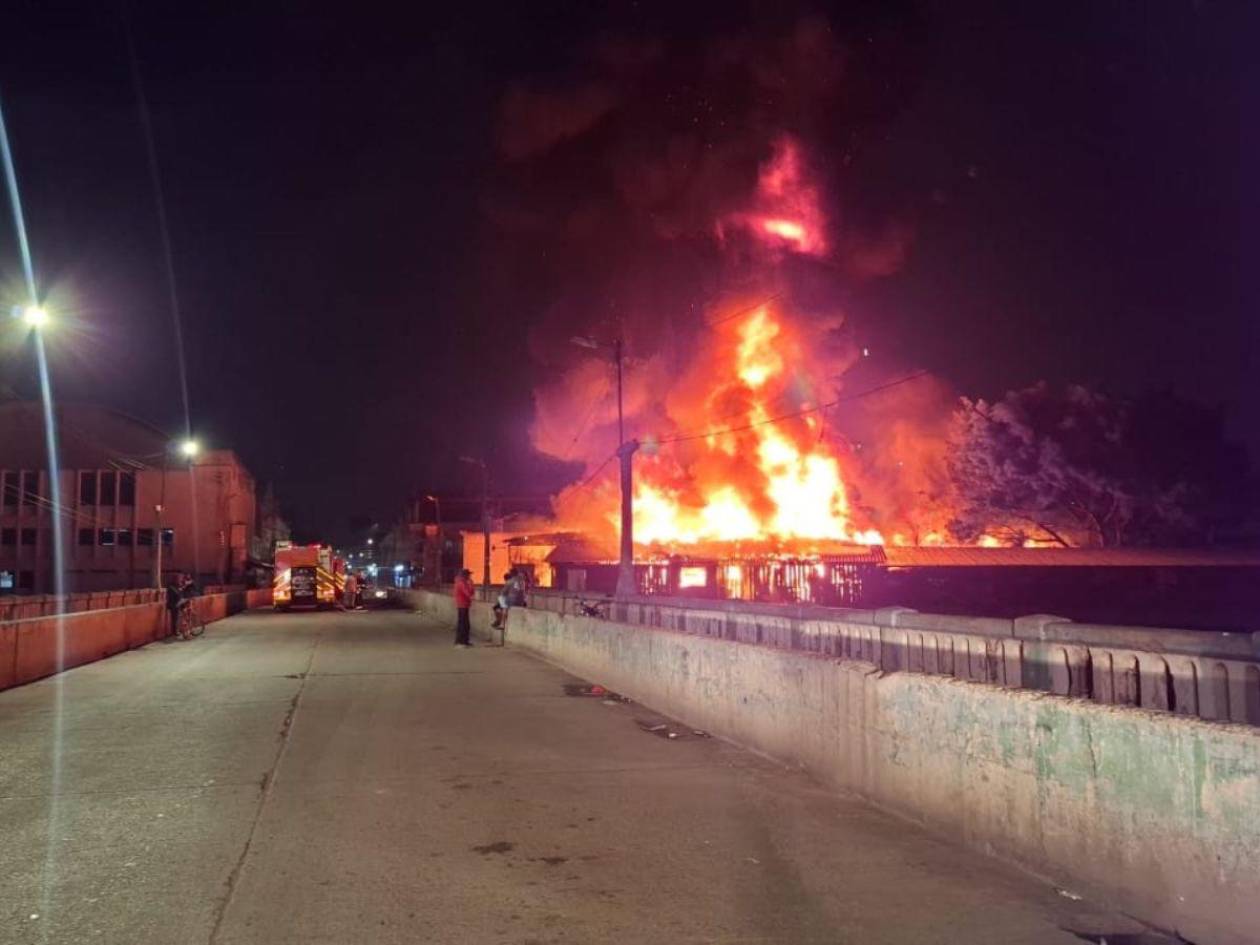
[0,1,1248,544]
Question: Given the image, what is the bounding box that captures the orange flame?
[552,304,884,549]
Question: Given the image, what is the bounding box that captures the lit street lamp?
[154,437,200,588]
[19,304,48,329]
[571,334,639,600]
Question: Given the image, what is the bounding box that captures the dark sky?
[0,0,1248,544]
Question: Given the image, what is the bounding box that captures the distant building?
[0,401,263,594]
[381,494,552,586]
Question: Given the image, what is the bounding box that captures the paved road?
[1,607,1143,944]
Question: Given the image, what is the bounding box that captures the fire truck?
[273,542,345,610]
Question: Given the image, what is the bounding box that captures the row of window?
[79,470,136,506]
[1,470,139,508]
[0,471,40,508]
[79,528,174,547]
[1,528,175,548]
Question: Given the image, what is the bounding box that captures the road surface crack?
[207,632,321,944]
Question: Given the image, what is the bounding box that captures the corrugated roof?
[882,546,1260,568]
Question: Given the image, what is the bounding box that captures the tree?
[946,383,1251,548]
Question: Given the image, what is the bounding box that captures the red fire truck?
[273,542,345,610]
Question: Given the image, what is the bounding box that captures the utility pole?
[572,333,638,600]
[153,454,167,589]
[615,438,640,599]
[154,438,199,589]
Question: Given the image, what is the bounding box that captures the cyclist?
[164,574,185,638]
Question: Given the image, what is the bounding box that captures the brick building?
[0,401,261,593]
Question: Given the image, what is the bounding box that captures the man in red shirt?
[452,568,475,647]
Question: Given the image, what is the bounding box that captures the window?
[1,471,15,506]
[0,528,14,546]
[117,528,133,547]
[98,528,116,547]
[160,528,174,547]
[20,528,36,547]
[118,471,135,506]
[137,528,154,547]
[100,471,116,505]
[21,471,38,507]
[0,570,12,590]
[79,472,97,504]
[78,528,94,546]
[18,570,34,590]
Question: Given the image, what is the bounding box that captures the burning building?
[525,131,959,587]
[492,13,1248,612]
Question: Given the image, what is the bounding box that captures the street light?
[154,436,200,588]
[20,304,48,329]
[570,334,639,599]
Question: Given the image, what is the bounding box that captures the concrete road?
[1,608,1145,944]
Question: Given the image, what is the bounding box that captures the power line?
[704,292,784,328]
[562,381,612,462]
[564,449,620,496]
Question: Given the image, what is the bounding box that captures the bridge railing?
[524,587,1260,726]
[0,584,251,623]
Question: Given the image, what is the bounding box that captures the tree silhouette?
[946,384,1253,547]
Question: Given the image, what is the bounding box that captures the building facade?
[0,402,260,593]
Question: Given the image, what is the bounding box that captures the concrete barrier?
[523,588,1260,726]
[397,587,1260,945]
[0,587,273,692]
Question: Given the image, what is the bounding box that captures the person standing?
[343,571,358,610]
[453,567,475,647]
[492,570,513,629]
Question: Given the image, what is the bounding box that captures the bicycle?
[576,596,612,619]
[177,602,205,640]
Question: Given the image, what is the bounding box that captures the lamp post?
[424,494,442,584]
[571,334,639,599]
[15,305,64,603]
[154,437,198,588]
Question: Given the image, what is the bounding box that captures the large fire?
[547,301,888,552]
[633,307,881,546]
[535,134,964,555]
